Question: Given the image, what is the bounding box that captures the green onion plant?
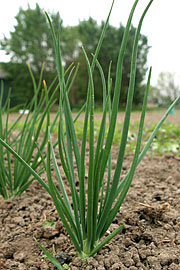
[0,64,59,199]
[0,0,180,268]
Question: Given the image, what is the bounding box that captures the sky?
[0,0,180,86]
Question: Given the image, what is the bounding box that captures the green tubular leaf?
[64,109,75,183]
[15,179,34,197]
[51,185,78,238]
[33,81,50,166]
[73,103,86,123]
[0,137,50,194]
[0,90,12,198]
[49,23,83,245]
[93,62,112,225]
[27,62,45,110]
[49,136,73,217]
[97,0,139,236]
[94,59,107,169]
[91,0,115,71]
[100,67,152,238]
[99,63,113,215]
[79,0,115,189]
[0,163,9,199]
[18,87,57,179]
[6,103,30,140]
[111,1,153,197]
[116,91,180,197]
[46,136,82,253]
[79,0,115,174]
[62,93,81,179]
[92,146,105,246]
[0,91,9,198]
[66,63,79,96]
[4,89,11,138]
[89,225,124,257]
[15,128,36,188]
[97,0,139,209]
[27,62,38,100]
[65,65,75,92]
[92,61,110,233]
[34,142,47,172]
[52,184,78,234]
[7,65,46,141]
[45,12,58,57]
[58,88,83,247]
[56,23,64,84]
[37,63,45,93]
[59,139,83,248]
[82,46,95,248]
[0,92,3,138]
[58,91,79,206]
[97,0,152,238]
[15,111,31,156]
[32,85,60,171]
[138,97,180,163]
[6,112,24,141]
[64,62,75,78]
[58,113,71,181]
[6,148,13,194]
[79,0,115,240]
[50,109,59,133]
[55,26,81,182]
[94,61,112,185]
[95,57,107,108]
[0,83,5,122]
[106,69,113,199]
[13,143,18,190]
[44,79,50,126]
[34,238,64,270]
[79,88,90,238]
[0,81,3,108]
[13,82,44,183]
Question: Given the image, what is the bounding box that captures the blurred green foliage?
[10,117,179,156]
[0,4,150,107]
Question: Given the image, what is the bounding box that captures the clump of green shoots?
[0,64,59,199]
[0,0,180,269]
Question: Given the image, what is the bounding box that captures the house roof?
[0,68,8,79]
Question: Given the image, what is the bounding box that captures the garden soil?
[0,111,180,270]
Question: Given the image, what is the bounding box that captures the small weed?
[42,219,56,228]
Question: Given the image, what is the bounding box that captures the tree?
[0,4,64,104]
[66,20,150,106]
[101,24,149,105]
[1,6,150,106]
[0,62,34,105]
[1,4,62,73]
[68,18,102,105]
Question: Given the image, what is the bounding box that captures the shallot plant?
[0,0,180,268]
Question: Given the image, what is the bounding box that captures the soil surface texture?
[0,139,180,270]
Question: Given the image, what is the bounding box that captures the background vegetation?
[0,3,150,107]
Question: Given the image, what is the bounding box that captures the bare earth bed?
[74,109,180,125]
[7,109,180,125]
[0,110,180,270]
